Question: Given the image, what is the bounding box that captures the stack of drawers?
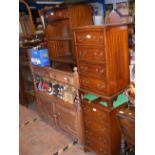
[73,25,130,154]
[73,25,129,97]
[82,98,128,155]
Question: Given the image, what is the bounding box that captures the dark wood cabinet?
[40,4,93,64]
[81,96,128,155]
[19,47,35,106]
[74,24,130,97]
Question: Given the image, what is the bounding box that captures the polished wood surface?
[74,24,130,97]
[40,4,93,64]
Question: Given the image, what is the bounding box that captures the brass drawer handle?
[64,76,70,82]
[97,84,105,90]
[86,34,91,39]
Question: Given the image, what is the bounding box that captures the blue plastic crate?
[30,48,50,67]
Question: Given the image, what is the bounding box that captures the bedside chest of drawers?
[73,24,130,98]
[80,92,128,155]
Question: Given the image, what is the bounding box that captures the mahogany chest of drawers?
[73,24,130,97]
[81,95,128,155]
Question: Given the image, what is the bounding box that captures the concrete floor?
[20,104,95,155]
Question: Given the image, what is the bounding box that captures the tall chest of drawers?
[73,24,130,154]
[73,24,130,98]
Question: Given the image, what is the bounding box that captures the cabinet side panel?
[106,26,129,95]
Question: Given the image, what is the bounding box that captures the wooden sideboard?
[32,66,83,143]
[73,24,130,98]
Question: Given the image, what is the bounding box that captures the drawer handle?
[96,69,105,75]
[86,34,91,39]
[64,77,70,82]
[97,84,105,90]
[92,108,96,112]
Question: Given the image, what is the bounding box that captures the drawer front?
[77,46,106,63]
[75,30,105,45]
[82,104,108,123]
[84,120,109,135]
[85,129,109,146]
[85,138,109,155]
[79,63,106,79]
[47,9,69,21]
[80,76,108,95]
[49,72,74,85]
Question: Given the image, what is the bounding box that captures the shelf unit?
[39,4,93,65]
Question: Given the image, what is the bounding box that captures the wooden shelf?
[52,55,75,64]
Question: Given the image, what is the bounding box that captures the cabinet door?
[56,102,78,137]
[36,93,55,125]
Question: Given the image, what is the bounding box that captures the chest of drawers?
[81,95,128,155]
[73,25,130,97]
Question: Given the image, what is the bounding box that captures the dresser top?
[74,22,133,30]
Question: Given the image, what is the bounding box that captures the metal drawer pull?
[92,108,96,112]
[86,34,91,38]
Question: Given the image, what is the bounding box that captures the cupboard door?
[56,102,77,136]
[36,93,55,125]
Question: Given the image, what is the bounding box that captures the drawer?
[84,119,109,134]
[75,30,105,45]
[49,72,74,85]
[85,129,109,146]
[47,9,69,21]
[85,138,109,155]
[79,63,106,79]
[82,104,108,123]
[77,46,106,63]
[80,75,108,95]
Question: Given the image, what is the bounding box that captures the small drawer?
[83,105,108,123]
[79,63,106,79]
[47,9,69,21]
[85,129,109,146]
[80,76,108,95]
[84,119,109,133]
[77,46,106,63]
[49,72,74,85]
[85,138,109,155]
[75,30,105,45]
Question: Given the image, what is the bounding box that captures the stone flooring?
[20,104,95,155]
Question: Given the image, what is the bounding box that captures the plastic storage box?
[30,48,50,67]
